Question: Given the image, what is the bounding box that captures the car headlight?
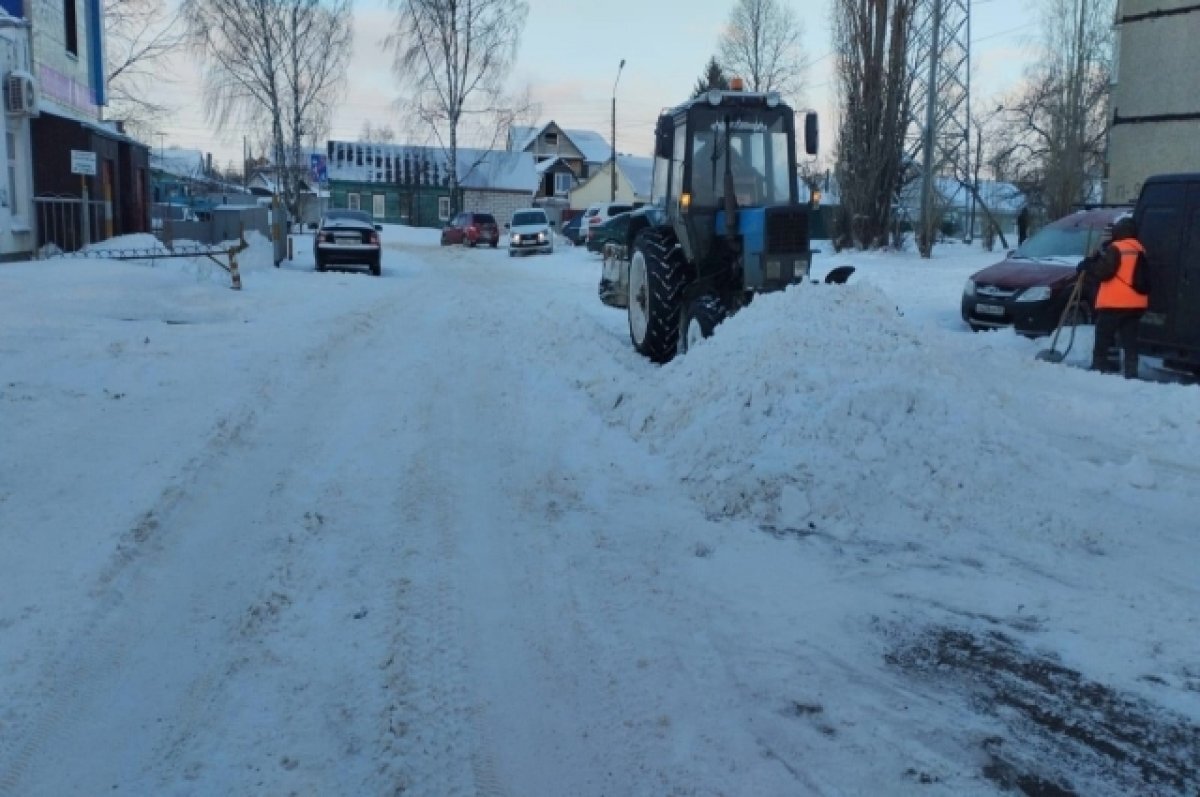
[511,234,520,244]
[1016,286,1052,302]
[963,278,976,297]
[537,231,546,242]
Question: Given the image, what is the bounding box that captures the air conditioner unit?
[5,71,39,117]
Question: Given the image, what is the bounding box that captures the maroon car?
[961,207,1131,337]
[440,212,500,248]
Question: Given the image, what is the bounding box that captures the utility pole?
[907,0,971,258]
[919,0,943,258]
[611,58,625,202]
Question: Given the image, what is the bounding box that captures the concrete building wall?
[463,189,534,227]
[1105,0,1200,203]
[0,25,35,259]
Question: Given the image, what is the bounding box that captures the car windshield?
[325,210,372,225]
[1014,226,1093,259]
[473,214,496,225]
[512,211,546,226]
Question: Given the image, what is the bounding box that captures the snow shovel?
[1036,273,1086,363]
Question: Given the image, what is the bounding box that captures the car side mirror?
[307,222,317,231]
[504,222,510,229]
[549,220,556,227]
[374,224,382,232]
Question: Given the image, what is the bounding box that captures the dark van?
[1134,173,1200,373]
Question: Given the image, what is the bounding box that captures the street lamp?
[611,58,625,202]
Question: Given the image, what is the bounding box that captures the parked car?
[506,208,554,256]
[314,209,382,276]
[561,215,586,246]
[586,211,631,254]
[961,207,1130,336]
[581,202,633,245]
[440,212,500,247]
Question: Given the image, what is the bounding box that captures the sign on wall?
[310,154,328,185]
[71,150,97,176]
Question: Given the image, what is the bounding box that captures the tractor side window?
[671,125,686,201]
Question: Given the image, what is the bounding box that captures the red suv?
[440,212,500,248]
[961,207,1131,337]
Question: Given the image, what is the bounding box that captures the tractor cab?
[606,82,820,363]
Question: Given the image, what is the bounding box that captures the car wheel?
[315,256,325,272]
[490,241,498,248]
[509,249,516,258]
[370,258,381,277]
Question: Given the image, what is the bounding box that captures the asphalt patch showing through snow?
[888,627,1200,796]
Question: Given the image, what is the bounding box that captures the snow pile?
[607,282,1119,555]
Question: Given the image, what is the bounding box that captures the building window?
[438,196,450,220]
[372,194,385,219]
[64,0,79,55]
[554,171,572,196]
[544,132,558,148]
[348,193,360,211]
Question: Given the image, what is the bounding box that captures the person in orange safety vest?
[1076,215,1147,378]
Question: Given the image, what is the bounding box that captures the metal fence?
[33,195,112,257]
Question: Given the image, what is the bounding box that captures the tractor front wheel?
[628,231,685,363]
[679,295,726,354]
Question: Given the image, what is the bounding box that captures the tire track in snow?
[0,295,400,796]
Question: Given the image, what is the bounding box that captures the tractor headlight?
[681,193,691,211]
[707,89,722,106]
[1016,286,1052,302]
[766,91,781,108]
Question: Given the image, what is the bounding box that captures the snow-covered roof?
[327,141,537,193]
[898,177,1026,214]
[151,148,207,180]
[510,124,613,164]
[617,155,653,199]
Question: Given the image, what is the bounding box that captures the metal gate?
[33,194,112,257]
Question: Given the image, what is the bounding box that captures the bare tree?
[103,0,191,135]
[183,0,352,222]
[360,121,398,143]
[996,0,1114,220]
[832,0,916,250]
[388,0,529,214]
[717,0,807,99]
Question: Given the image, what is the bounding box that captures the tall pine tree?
[692,56,730,97]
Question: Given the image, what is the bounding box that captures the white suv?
[581,202,633,245]
[507,208,554,256]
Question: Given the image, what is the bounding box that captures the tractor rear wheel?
[628,231,685,363]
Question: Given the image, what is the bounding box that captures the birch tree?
[832,0,916,249]
[182,0,352,221]
[103,0,191,134]
[996,0,1114,220]
[718,0,807,99]
[388,0,528,215]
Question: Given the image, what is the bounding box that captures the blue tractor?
[598,84,819,363]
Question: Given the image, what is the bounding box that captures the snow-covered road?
[1,229,1197,796]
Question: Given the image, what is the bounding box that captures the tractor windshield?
[688,110,792,208]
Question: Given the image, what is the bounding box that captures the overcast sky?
[148,0,1041,169]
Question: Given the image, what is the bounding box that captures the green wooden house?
[326,141,538,228]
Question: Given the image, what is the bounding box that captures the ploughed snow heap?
[606,282,1155,556]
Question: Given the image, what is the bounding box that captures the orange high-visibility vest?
[1095,239,1149,310]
